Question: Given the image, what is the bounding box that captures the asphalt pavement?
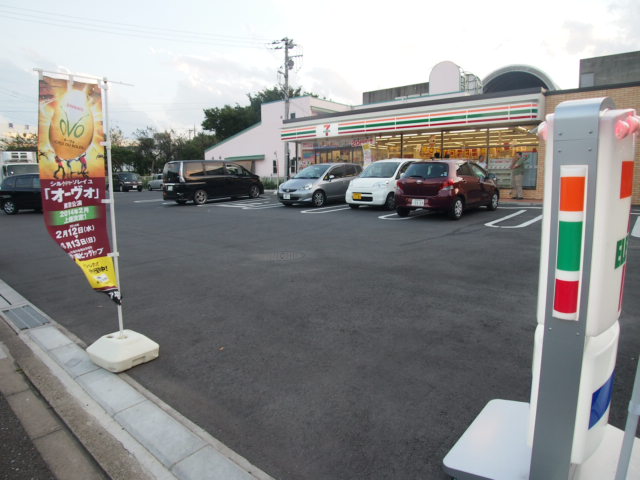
[1,191,639,479]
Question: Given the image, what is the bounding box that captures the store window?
[370,125,539,188]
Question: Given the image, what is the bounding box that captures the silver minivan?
[278,163,362,207]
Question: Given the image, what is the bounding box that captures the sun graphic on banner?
[37,77,105,180]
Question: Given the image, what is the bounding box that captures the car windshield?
[2,164,39,177]
[360,162,400,178]
[404,162,448,179]
[119,172,140,181]
[294,164,331,179]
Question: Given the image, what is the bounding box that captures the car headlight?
[302,183,313,190]
[372,180,389,189]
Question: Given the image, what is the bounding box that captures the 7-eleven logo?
[324,124,331,136]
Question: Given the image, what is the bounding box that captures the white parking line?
[378,211,431,221]
[134,199,165,203]
[212,201,282,210]
[300,206,352,214]
[485,209,543,229]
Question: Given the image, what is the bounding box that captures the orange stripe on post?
[620,161,634,199]
[560,177,586,212]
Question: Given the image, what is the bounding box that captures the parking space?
[1,189,639,480]
[145,191,547,230]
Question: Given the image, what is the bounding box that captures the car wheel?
[249,185,260,198]
[396,207,409,217]
[193,189,208,205]
[120,185,126,192]
[448,197,464,220]
[349,204,359,209]
[311,190,326,208]
[138,187,142,192]
[384,193,396,210]
[2,200,18,215]
[148,185,152,191]
[487,192,499,211]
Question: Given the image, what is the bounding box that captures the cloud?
[561,1,640,57]
[300,67,360,106]
[0,59,40,136]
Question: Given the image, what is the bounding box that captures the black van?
[162,160,264,205]
[113,172,143,192]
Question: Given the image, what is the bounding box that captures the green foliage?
[111,145,139,172]
[1,132,38,151]
[201,85,308,142]
[111,128,217,174]
[201,104,256,141]
[175,133,217,160]
[260,177,286,189]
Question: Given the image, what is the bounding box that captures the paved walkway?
[0,278,274,480]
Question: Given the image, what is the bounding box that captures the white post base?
[86,329,159,373]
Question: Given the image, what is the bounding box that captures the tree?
[1,132,38,151]
[201,104,256,140]
[201,85,307,142]
[175,132,217,160]
[110,145,139,172]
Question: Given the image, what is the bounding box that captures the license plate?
[283,193,291,200]
[168,185,173,191]
[411,198,425,207]
[352,193,362,200]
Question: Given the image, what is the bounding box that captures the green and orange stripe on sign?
[553,166,588,320]
[280,102,540,140]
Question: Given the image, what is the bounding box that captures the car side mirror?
[326,175,335,181]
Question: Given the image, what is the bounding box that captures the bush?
[261,177,286,190]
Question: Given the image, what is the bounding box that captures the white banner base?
[87,329,159,373]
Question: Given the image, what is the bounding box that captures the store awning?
[225,155,265,162]
[281,92,544,142]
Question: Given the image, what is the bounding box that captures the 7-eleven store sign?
[281,99,541,141]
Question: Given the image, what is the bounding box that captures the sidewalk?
[0,278,274,480]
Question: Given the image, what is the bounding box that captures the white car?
[345,159,413,210]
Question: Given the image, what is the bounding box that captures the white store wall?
[204,96,350,178]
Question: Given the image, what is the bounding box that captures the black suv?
[0,173,42,215]
[113,172,143,192]
[162,160,264,205]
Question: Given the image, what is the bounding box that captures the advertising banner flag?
[37,74,120,304]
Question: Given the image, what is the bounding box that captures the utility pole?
[272,37,301,179]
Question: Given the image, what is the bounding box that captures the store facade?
[281,89,545,199]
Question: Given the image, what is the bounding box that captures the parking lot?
[1,190,639,480]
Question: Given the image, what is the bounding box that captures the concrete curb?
[0,340,107,480]
[0,278,274,480]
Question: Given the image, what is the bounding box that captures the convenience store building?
[280,58,640,204]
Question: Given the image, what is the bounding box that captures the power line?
[0,4,273,48]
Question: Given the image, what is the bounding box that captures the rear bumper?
[163,184,192,201]
[395,191,454,210]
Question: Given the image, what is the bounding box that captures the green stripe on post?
[557,221,583,271]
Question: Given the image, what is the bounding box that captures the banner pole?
[100,77,125,339]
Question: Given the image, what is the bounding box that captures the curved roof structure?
[483,65,558,93]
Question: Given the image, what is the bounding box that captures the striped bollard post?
[529,98,637,479]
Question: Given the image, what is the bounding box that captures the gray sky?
[1,0,638,139]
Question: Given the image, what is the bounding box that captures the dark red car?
[395,160,499,220]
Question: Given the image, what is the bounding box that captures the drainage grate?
[2,305,50,330]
